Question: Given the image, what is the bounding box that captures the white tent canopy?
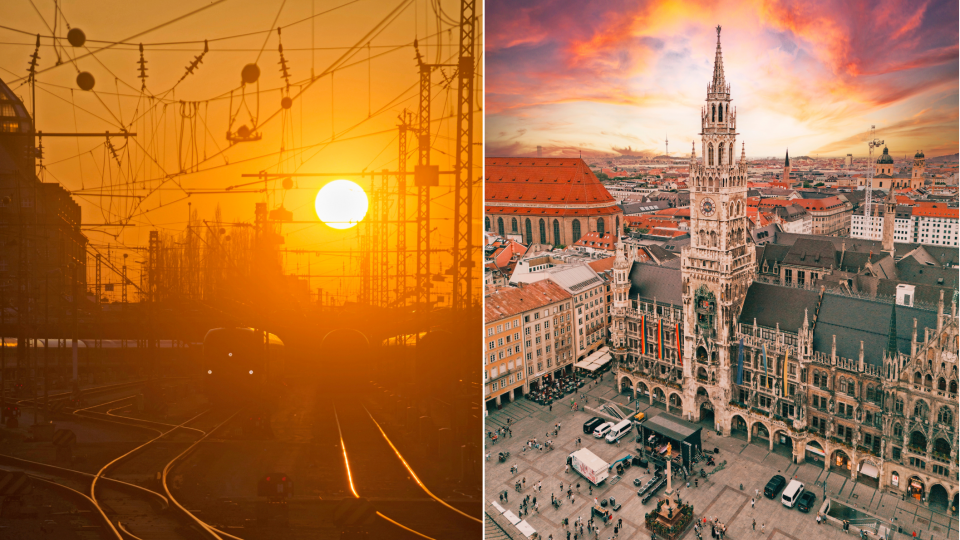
[576,347,612,372]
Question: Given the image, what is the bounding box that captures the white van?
[781,480,805,508]
[605,419,633,443]
[593,422,615,439]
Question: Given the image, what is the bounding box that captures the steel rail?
[333,403,439,540]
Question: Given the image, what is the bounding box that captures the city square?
[485,375,958,540]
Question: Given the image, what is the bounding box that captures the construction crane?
[863,125,884,237]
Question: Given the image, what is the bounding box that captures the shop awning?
[575,347,612,372]
[805,444,825,458]
[859,462,879,478]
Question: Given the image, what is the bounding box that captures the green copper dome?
[877,146,894,164]
[914,150,925,158]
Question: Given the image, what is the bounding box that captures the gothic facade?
[610,28,958,511]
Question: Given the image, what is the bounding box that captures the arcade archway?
[731,414,748,441]
[804,440,825,466]
[928,484,949,511]
[831,449,852,474]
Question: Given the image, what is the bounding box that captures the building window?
[597,218,605,236]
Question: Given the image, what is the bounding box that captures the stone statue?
[881,438,886,456]
[856,407,862,422]
[828,399,835,414]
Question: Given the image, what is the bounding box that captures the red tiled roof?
[573,231,616,250]
[647,228,687,237]
[654,208,690,218]
[912,206,958,219]
[485,158,618,206]
[485,280,573,322]
[587,257,615,273]
[794,196,846,211]
[485,205,623,217]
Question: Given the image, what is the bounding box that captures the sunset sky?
[485,0,958,159]
[0,0,481,304]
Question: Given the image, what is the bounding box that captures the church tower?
[681,26,755,422]
[911,150,925,190]
[783,149,791,183]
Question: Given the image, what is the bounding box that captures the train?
[202,327,285,407]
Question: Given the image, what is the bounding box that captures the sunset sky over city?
[485,0,959,159]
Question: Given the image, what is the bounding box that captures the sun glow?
[314,179,368,229]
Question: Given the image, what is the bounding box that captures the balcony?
[906,445,926,457]
[930,451,950,464]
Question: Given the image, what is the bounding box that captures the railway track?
[2,383,242,540]
[334,399,481,539]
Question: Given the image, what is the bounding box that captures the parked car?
[583,417,605,434]
[593,422,615,439]
[797,491,816,513]
[763,475,786,499]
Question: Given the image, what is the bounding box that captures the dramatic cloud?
[486,0,958,157]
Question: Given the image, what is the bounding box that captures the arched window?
[951,380,957,394]
[711,104,716,122]
[497,217,504,236]
[893,423,902,438]
[718,103,723,122]
[938,378,946,391]
[914,372,922,384]
[708,144,714,166]
[937,406,952,425]
[597,218,605,236]
[718,143,724,165]
[924,374,932,388]
[913,400,927,418]
[511,217,518,232]
[525,219,533,244]
[895,398,903,414]
[484,216,491,230]
[553,219,561,246]
[539,219,547,244]
[572,219,582,243]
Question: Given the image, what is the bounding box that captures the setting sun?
[315,179,369,229]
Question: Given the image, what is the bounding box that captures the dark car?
[763,475,786,499]
[583,417,605,434]
[797,491,816,513]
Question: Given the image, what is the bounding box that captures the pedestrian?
[523,477,527,489]
[589,485,593,495]
[752,519,756,530]
[504,490,509,502]
[566,464,570,474]
[751,498,755,508]
[816,514,821,525]
[567,532,571,540]
[695,478,699,488]
[550,404,553,411]
[755,488,759,498]
[761,524,765,533]
[577,482,581,493]
[500,492,504,503]
[572,494,576,505]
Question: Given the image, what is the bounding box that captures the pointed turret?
[711,25,726,93]
[741,142,746,163]
[886,303,899,357]
[784,149,790,167]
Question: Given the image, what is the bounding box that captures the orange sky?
[0,0,482,305]
[485,0,958,160]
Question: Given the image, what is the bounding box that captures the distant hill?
[927,153,958,163]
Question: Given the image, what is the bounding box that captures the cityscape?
[483,15,958,540]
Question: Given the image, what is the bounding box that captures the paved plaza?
[484,377,959,540]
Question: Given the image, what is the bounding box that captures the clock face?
[700,197,716,217]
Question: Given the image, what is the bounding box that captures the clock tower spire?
[680,26,755,420]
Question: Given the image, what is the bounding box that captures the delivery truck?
[569,449,610,485]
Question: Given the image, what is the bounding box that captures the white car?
[593,422,615,438]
